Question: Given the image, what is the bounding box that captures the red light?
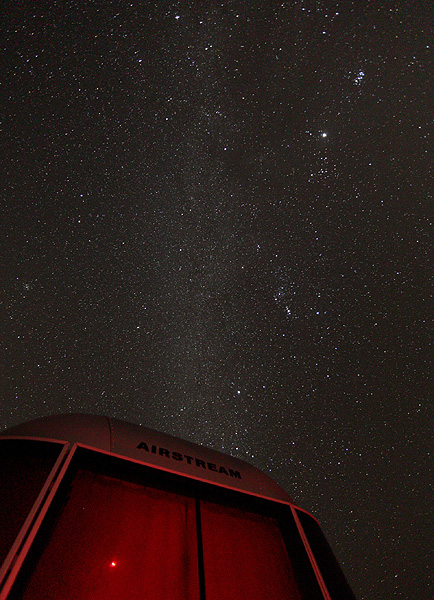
[110,561,117,568]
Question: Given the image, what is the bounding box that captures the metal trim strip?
[0,443,77,600]
[291,505,333,600]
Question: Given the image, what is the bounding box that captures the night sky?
[1,2,433,598]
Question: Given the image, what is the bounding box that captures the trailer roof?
[1,413,293,503]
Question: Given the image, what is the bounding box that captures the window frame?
[2,441,342,600]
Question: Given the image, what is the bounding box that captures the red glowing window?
[200,501,303,600]
[19,470,200,600]
[11,456,318,600]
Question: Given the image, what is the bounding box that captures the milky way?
[1,3,433,598]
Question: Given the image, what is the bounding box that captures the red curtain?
[20,468,304,599]
[21,470,200,600]
[200,500,303,600]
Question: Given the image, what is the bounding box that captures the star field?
[1,3,433,598]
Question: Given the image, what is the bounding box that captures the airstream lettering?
[136,441,242,478]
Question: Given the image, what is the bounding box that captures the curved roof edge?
[1,413,293,504]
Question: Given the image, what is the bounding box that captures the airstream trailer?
[0,414,355,599]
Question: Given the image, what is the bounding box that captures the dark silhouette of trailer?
[0,414,356,600]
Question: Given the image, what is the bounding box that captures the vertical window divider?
[195,496,206,600]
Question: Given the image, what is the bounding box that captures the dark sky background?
[1,2,433,598]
